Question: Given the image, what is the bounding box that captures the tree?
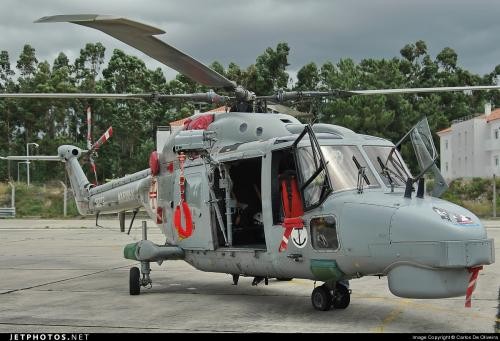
[74,42,105,91]
[0,50,14,90]
[253,42,290,94]
[296,62,319,90]
[16,44,38,79]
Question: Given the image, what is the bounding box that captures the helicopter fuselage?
[55,111,494,300]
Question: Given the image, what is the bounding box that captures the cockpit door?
[292,125,333,211]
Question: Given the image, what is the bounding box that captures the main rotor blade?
[36,14,236,89]
[261,85,500,102]
[345,85,500,96]
[0,93,153,99]
[0,91,229,104]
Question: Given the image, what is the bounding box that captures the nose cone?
[390,197,487,243]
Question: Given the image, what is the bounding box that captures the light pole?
[17,161,28,182]
[26,142,39,186]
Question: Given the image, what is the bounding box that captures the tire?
[311,285,332,311]
[130,267,141,296]
[332,283,350,309]
[276,278,293,281]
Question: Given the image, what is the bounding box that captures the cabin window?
[310,216,339,251]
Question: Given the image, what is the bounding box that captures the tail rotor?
[85,106,113,185]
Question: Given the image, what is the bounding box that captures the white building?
[437,103,500,181]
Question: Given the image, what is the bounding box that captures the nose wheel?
[311,282,351,311]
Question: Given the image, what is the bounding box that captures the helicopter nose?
[390,199,487,243]
[385,199,494,299]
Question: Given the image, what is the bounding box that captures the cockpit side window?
[363,145,411,187]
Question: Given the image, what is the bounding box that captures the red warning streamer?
[174,153,194,239]
[465,266,482,308]
[279,217,303,252]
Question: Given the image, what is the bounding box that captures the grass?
[0,181,79,218]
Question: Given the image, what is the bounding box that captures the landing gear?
[128,221,153,296]
[252,276,268,286]
[129,264,152,296]
[311,285,332,311]
[311,281,351,311]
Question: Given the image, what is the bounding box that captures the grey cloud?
[1,0,500,82]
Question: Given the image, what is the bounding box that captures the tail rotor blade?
[91,126,113,152]
[86,106,92,150]
[89,156,99,185]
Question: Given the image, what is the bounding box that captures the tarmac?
[0,218,498,333]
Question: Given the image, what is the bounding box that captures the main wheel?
[311,285,332,311]
[332,283,350,309]
[129,267,141,296]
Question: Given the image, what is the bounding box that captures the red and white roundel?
[149,177,158,210]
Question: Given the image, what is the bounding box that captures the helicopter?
[0,14,495,312]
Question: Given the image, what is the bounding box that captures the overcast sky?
[1,0,500,83]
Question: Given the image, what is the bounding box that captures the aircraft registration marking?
[94,196,105,208]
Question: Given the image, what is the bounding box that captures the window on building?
[495,130,499,140]
[496,156,499,167]
[445,140,448,150]
[445,162,448,172]
[465,131,467,147]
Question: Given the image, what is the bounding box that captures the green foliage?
[440,177,500,217]
[1,38,499,188]
[0,182,79,218]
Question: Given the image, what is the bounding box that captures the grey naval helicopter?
[0,14,495,311]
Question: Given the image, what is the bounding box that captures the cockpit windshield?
[363,146,412,187]
[297,145,379,195]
